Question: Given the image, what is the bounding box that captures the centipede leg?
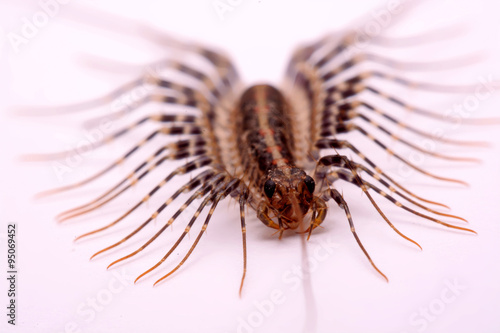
[98,173,227,264]
[328,188,388,282]
[238,187,250,296]
[76,170,215,241]
[316,154,422,250]
[152,178,242,286]
[58,155,212,222]
[327,169,475,234]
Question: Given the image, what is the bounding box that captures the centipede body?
[23,12,488,296]
[7,0,500,332]
[15,0,500,302]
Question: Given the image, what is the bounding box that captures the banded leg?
[319,114,479,163]
[54,143,207,221]
[287,25,475,85]
[315,154,421,250]
[362,86,500,125]
[57,155,212,222]
[138,24,240,88]
[351,158,450,209]
[150,178,242,286]
[321,101,489,147]
[346,123,478,163]
[287,56,492,154]
[324,168,474,233]
[314,137,458,208]
[315,138,467,186]
[323,70,486,96]
[19,47,238,115]
[75,170,215,241]
[318,106,455,208]
[238,187,250,296]
[25,115,202,162]
[319,73,498,130]
[317,52,482,83]
[37,133,206,199]
[328,187,388,282]
[328,164,466,222]
[94,173,227,263]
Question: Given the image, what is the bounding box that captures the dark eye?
[264,179,276,198]
[304,176,315,194]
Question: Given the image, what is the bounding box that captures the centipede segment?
[30,14,488,291]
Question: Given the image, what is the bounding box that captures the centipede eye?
[304,176,315,194]
[264,179,276,198]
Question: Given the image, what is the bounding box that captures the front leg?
[257,202,285,238]
[307,196,328,240]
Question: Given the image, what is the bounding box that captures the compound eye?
[263,179,276,198]
[304,175,315,194]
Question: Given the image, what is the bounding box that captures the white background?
[1,0,500,332]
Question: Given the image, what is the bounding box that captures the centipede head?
[262,166,316,229]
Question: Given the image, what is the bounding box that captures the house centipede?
[24,6,493,296]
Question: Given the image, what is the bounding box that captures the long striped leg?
[328,187,388,282]
[306,18,461,68]
[314,138,462,208]
[319,51,482,81]
[133,179,236,281]
[286,20,476,112]
[350,156,451,210]
[320,115,480,163]
[296,64,498,143]
[57,155,212,222]
[238,187,250,296]
[317,52,482,83]
[36,133,166,197]
[42,124,205,209]
[315,138,467,185]
[93,173,227,263]
[294,72,494,160]
[150,178,242,286]
[19,50,237,115]
[287,57,492,157]
[133,190,219,283]
[329,163,466,222]
[315,154,421,250]
[288,21,457,74]
[360,86,498,125]
[70,7,241,90]
[324,70,490,102]
[321,101,489,147]
[323,168,474,233]
[346,123,479,163]
[75,170,215,241]
[25,114,202,162]
[137,24,240,88]
[93,81,215,122]
[287,25,477,87]
[36,132,206,199]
